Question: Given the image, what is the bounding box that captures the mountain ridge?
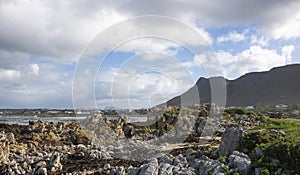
[165,64,300,107]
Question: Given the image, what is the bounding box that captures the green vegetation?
[239,116,300,174]
[224,107,250,115]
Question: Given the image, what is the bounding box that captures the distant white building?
[246,106,254,109]
[275,104,288,108]
[47,110,59,114]
[76,111,90,115]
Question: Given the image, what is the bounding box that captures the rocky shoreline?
[1,106,299,174]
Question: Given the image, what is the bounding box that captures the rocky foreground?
[1,106,300,174]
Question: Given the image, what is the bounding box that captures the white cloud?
[250,35,268,46]
[217,31,247,43]
[117,38,179,56]
[0,1,127,61]
[268,12,300,40]
[218,46,289,78]
[185,45,292,79]
[92,57,194,109]
[1,0,300,108]
[29,64,39,76]
[0,69,21,81]
[281,45,295,62]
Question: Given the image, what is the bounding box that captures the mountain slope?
[166,64,300,107]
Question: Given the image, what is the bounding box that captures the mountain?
[166,64,300,107]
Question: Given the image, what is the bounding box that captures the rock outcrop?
[218,127,243,157]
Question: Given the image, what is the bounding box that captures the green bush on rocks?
[239,116,300,174]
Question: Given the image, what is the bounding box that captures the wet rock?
[228,151,251,174]
[219,127,243,157]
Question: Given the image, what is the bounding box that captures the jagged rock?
[275,168,283,174]
[191,156,227,175]
[255,146,262,156]
[158,154,174,165]
[271,158,280,164]
[219,127,243,157]
[103,163,111,170]
[127,166,140,175]
[116,166,125,175]
[35,167,47,175]
[255,167,263,174]
[49,152,62,172]
[173,154,188,167]
[190,156,225,174]
[228,151,251,174]
[173,168,196,175]
[158,163,174,175]
[139,159,159,175]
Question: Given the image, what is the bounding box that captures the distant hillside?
[166,64,300,107]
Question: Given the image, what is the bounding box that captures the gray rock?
[255,146,262,156]
[158,163,174,175]
[270,129,278,135]
[271,158,280,164]
[228,151,251,174]
[103,163,111,170]
[158,154,174,165]
[173,154,188,167]
[255,167,263,174]
[191,156,227,175]
[139,159,159,175]
[173,168,196,175]
[116,166,125,175]
[219,127,243,157]
[127,166,140,175]
[49,152,62,172]
[275,168,283,174]
[35,167,47,175]
[279,130,286,136]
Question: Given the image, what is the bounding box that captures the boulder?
[191,156,227,175]
[127,166,140,175]
[228,151,251,174]
[158,163,174,175]
[158,154,174,165]
[49,152,62,172]
[35,167,47,175]
[116,166,125,175]
[219,127,243,157]
[173,154,188,167]
[139,159,159,175]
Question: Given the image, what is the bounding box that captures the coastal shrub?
[240,116,300,174]
[260,168,270,175]
[218,156,227,164]
[224,107,249,115]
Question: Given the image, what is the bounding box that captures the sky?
[0,0,300,109]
